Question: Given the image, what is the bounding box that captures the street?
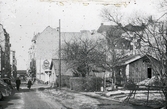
[0,83,153,109]
[0,84,65,109]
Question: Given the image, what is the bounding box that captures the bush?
[124,79,137,90]
[70,77,103,92]
[56,75,71,88]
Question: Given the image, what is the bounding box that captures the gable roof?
[32,33,40,42]
[50,59,67,70]
[116,54,158,66]
[50,59,58,70]
[117,54,141,66]
[97,23,119,33]
[124,23,146,32]
[97,23,146,34]
[97,25,112,33]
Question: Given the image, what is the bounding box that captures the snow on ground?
[106,90,164,99]
[105,90,130,96]
[38,89,100,109]
[36,86,164,109]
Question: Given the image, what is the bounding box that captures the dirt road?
[0,84,65,109]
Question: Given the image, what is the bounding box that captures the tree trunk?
[162,40,167,109]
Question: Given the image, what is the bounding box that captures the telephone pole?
[59,19,61,90]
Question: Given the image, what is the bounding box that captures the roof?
[97,23,146,34]
[124,23,146,32]
[32,26,56,42]
[50,59,73,75]
[97,23,122,34]
[97,25,112,33]
[50,59,66,70]
[116,54,142,66]
[115,54,158,66]
[32,33,39,42]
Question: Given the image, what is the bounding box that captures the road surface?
[0,83,152,109]
[0,84,65,109]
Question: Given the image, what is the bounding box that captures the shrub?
[70,77,103,92]
[56,75,71,88]
[124,79,137,90]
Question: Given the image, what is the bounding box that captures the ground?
[0,83,154,109]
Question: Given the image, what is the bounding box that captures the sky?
[0,0,164,70]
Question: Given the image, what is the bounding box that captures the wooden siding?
[115,56,161,84]
[129,58,148,83]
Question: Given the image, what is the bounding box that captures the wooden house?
[49,59,73,84]
[114,54,161,84]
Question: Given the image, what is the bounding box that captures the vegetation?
[100,2,167,103]
[62,37,106,77]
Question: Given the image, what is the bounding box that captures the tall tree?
[100,9,135,85]
[62,37,106,77]
[101,7,167,104]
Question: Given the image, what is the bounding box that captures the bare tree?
[62,37,107,77]
[100,8,136,86]
[160,0,167,13]
[101,7,167,104]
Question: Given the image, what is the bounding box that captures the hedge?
[70,77,103,92]
[56,75,71,88]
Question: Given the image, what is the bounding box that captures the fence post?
[146,86,150,105]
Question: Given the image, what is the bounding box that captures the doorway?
[147,68,152,78]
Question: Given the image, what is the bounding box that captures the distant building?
[0,24,11,78]
[10,50,17,78]
[97,23,145,56]
[17,70,27,78]
[28,26,104,83]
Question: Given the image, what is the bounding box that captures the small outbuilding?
[49,59,73,86]
[114,54,161,85]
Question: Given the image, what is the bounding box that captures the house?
[97,23,146,56]
[114,54,161,84]
[97,23,134,57]
[49,59,73,85]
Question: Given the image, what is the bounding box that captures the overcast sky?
[0,0,164,70]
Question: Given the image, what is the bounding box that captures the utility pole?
[0,46,2,78]
[59,19,61,90]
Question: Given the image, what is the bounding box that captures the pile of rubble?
[137,76,161,86]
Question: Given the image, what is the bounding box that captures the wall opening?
[147,68,152,78]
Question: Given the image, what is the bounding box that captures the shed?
[114,54,161,84]
[49,59,73,84]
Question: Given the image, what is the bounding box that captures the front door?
[147,68,152,78]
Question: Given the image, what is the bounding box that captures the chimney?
[101,23,103,26]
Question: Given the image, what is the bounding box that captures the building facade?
[10,50,17,78]
[28,26,104,83]
[0,24,12,78]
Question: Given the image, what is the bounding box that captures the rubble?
[137,76,161,86]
